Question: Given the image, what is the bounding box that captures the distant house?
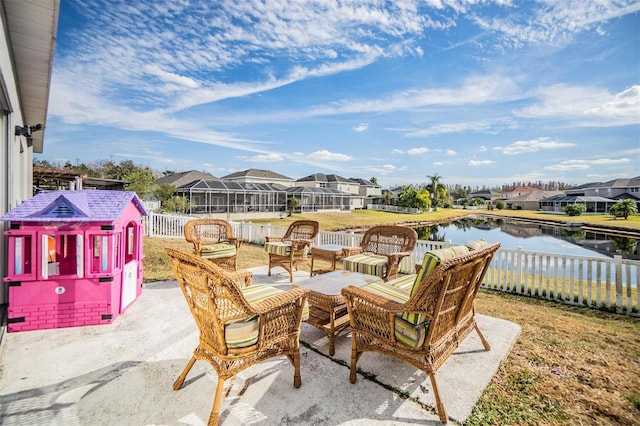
[502,186,537,199]
[222,168,295,187]
[350,178,383,207]
[174,178,287,215]
[295,173,363,209]
[153,170,215,188]
[540,176,640,213]
[469,189,501,202]
[506,190,563,210]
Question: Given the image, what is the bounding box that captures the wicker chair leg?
[349,347,361,383]
[428,373,448,423]
[292,352,302,388]
[208,377,225,426]
[173,355,197,390]
[475,323,491,351]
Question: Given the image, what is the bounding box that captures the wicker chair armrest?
[265,235,284,243]
[341,286,406,339]
[342,247,363,257]
[252,288,310,342]
[290,239,312,250]
[228,237,242,248]
[227,269,253,287]
[251,286,309,315]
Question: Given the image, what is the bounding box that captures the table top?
[299,270,381,296]
[311,244,346,253]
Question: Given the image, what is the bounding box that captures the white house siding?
[1,12,28,305]
[0,1,59,306]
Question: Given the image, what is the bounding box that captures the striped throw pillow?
[466,239,488,251]
[402,245,470,324]
[395,315,429,349]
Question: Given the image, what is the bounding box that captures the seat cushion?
[201,243,236,259]
[386,274,417,292]
[395,315,429,349]
[265,241,292,257]
[224,284,308,348]
[362,281,410,303]
[343,252,388,278]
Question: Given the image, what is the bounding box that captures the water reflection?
[415,217,639,260]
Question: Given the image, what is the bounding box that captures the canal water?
[415,216,639,261]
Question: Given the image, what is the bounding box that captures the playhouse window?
[125,223,137,263]
[42,233,82,278]
[90,234,113,274]
[8,234,34,278]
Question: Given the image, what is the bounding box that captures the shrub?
[563,203,586,216]
[495,200,505,210]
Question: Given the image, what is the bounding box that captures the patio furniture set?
[170,218,500,424]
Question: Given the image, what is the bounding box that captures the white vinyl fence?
[144,212,639,316]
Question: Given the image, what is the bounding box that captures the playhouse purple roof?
[0,190,148,223]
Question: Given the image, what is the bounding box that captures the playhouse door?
[121,260,137,311]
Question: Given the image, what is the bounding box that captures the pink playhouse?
[1,190,147,332]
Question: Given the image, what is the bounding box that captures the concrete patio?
[0,267,521,425]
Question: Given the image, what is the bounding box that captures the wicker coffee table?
[294,270,381,355]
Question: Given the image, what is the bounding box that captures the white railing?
[143,212,639,316]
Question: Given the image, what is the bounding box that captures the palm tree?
[426,173,444,210]
[610,199,638,219]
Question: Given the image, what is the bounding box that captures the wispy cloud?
[408,147,430,154]
[353,122,369,132]
[468,160,494,166]
[248,153,284,162]
[515,85,640,127]
[545,158,631,171]
[309,150,352,161]
[496,137,575,155]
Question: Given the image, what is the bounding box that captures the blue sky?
[40,0,640,188]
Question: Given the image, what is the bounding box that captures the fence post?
[614,255,623,314]
[516,246,523,293]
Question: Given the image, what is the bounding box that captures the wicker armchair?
[184,218,242,271]
[264,220,320,283]
[342,225,418,281]
[341,242,500,423]
[165,248,309,425]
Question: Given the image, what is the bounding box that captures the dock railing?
[144,212,639,316]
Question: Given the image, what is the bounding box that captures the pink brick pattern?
[8,301,112,332]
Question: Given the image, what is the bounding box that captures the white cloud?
[144,64,199,88]
[516,85,640,127]
[247,153,284,162]
[468,160,494,166]
[391,149,404,154]
[583,85,640,126]
[309,150,352,161]
[445,149,456,156]
[498,137,575,155]
[545,158,631,171]
[404,118,516,138]
[407,147,430,154]
[353,122,369,132]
